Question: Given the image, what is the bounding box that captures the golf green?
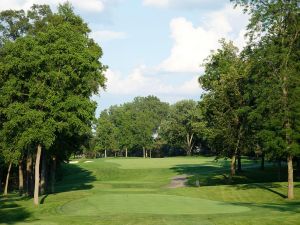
[61,193,250,215]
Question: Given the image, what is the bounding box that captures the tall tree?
[0,3,106,204]
[232,0,300,199]
[199,40,247,178]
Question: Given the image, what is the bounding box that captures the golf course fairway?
[1,157,300,225]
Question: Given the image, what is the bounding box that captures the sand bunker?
[69,161,79,164]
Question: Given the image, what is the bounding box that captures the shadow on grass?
[0,163,96,224]
[170,162,299,199]
[236,183,287,198]
[0,196,32,224]
[45,163,96,202]
[232,201,300,213]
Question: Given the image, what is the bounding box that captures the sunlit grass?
[1,157,299,225]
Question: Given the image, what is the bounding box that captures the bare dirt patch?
[168,175,189,188]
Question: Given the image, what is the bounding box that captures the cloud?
[103,67,201,96]
[0,0,107,12]
[143,0,169,8]
[91,30,127,42]
[143,0,225,9]
[159,5,249,73]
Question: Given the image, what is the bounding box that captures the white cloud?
[143,0,169,7]
[103,67,201,96]
[91,30,127,42]
[0,0,105,12]
[159,5,249,73]
[143,0,224,9]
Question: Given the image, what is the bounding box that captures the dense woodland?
[0,0,299,207]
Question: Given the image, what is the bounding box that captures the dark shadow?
[0,197,32,224]
[235,183,287,198]
[170,161,299,199]
[231,201,300,213]
[40,194,48,204]
[53,163,96,194]
[0,163,96,224]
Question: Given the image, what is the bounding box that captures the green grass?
[1,157,300,225]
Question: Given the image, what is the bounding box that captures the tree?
[93,96,169,158]
[160,100,200,156]
[232,0,300,199]
[199,40,248,178]
[94,110,119,157]
[129,96,169,157]
[0,3,106,204]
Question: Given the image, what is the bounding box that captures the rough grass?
[1,157,300,225]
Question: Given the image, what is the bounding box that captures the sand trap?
[168,175,189,188]
[69,161,79,164]
[84,161,93,163]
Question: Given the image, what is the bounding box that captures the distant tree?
[130,96,169,157]
[109,105,134,157]
[93,96,169,158]
[160,100,201,156]
[94,110,119,157]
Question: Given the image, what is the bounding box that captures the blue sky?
[0,0,249,117]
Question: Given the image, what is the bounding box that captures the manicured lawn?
[1,157,300,225]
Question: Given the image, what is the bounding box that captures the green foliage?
[160,100,202,155]
[93,96,169,155]
[0,3,106,163]
[94,110,119,153]
[199,40,247,158]
[233,0,300,158]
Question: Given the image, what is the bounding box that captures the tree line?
[0,3,106,205]
[90,96,205,158]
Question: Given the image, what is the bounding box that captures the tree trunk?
[51,156,56,193]
[261,153,265,170]
[40,150,46,195]
[297,158,300,177]
[26,154,33,196]
[125,148,128,158]
[34,144,42,206]
[149,149,152,158]
[230,154,236,179]
[237,154,242,172]
[231,126,242,179]
[186,133,194,156]
[0,167,3,193]
[19,160,24,196]
[278,159,282,182]
[146,149,148,158]
[143,147,145,158]
[4,162,12,196]
[287,155,294,200]
[104,149,107,158]
[114,152,117,157]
